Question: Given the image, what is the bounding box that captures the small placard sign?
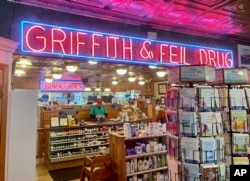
[180,65,215,82]
[224,68,249,84]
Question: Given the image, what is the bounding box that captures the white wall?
[6,91,38,181]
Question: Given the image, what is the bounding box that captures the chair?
[80,154,112,181]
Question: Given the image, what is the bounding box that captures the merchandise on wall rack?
[165,65,228,181]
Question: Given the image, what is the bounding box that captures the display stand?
[109,121,168,181]
[166,65,227,181]
[219,68,250,171]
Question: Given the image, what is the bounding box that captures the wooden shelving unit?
[109,132,168,181]
[44,120,151,170]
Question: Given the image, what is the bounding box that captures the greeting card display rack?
[218,68,250,169]
[165,65,228,181]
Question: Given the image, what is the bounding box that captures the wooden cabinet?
[44,122,123,170]
[109,132,168,181]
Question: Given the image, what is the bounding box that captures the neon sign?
[21,21,234,68]
[40,81,84,91]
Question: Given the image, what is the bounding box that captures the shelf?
[50,150,109,163]
[125,150,167,159]
[50,137,108,145]
[50,154,85,163]
[125,134,167,141]
[50,131,108,138]
[50,143,109,152]
[126,166,168,177]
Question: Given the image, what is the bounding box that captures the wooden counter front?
[39,105,120,128]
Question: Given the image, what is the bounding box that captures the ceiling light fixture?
[88,60,98,65]
[84,87,92,91]
[44,75,53,83]
[52,73,62,79]
[138,80,145,85]
[14,69,26,76]
[112,80,118,85]
[156,70,167,77]
[52,67,63,79]
[17,57,32,67]
[149,65,157,69]
[104,88,111,92]
[116,68,127,75]
[128,77,136,82]
[45,78,53,83]
[94,87,102,92]
[65,64,78,72]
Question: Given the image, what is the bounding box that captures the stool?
[80,154,112,181]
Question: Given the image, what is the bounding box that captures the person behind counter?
[90,98,108,122]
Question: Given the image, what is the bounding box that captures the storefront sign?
[21,21,234,68]
[40,81,84,91]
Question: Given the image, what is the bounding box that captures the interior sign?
[40,81,84,92]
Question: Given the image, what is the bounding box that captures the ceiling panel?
[8,0,250,42]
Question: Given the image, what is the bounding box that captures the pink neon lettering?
[208,50,217,67]
[139,41,154,59]
[225,52,232,68]
[122,38,133,60]
[76,32,87,55]
[51,28,66,54]
[182,47,189,65]
[160,44,169,63]
[92,34,103,56]
[42,82,84,90]
[199,49,208,65]
[169,45,178,64]
[70,32,73,55]
[23,23,233,68]
[216,51,224,68]
[106,36,119,58]
[26,25,46,52]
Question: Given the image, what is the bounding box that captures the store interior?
[12,54,168,108]
[2,1,250,181]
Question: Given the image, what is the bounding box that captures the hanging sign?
[180,65,215,82]
[223,68,250,83]
[40,81,84,91]
[21,21,234,68]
